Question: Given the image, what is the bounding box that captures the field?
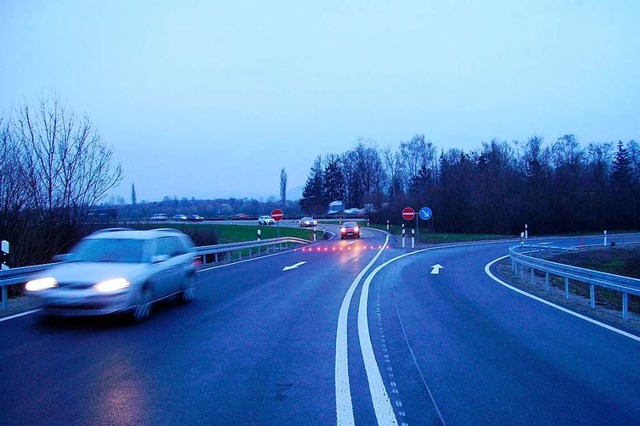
[88,222,316,246]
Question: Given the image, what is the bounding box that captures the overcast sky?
[2,1,639,203]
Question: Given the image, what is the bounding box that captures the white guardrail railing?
[510,244,640,320]
[0,237,311,311]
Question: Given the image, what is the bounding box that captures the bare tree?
[14,96,123,225]
[1,95,123,264]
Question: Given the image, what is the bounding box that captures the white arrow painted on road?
[282,261,307,271]
[430,264,444,275]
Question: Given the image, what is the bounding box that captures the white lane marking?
[359,259,399,425]
[0,309,41,323]
[359,248,447,425]
[282,261,307,271]
[430,264,444,275]
[198,242,322,272]
[485,256,640,343]
[335,235,389,425]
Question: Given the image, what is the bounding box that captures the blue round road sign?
[419,207,432,220]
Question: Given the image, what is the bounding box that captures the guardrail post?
[1,286,7,310]
[564,277,570,300]
[589,284,595,308]
[215,253,218,263]
[530,267,535,285]
[544,272,550,291]
[622,293,629,320]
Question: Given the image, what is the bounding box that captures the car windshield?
[70,238,149,263]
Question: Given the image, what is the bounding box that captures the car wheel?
[133,287,153,322]
[179,274,196,304]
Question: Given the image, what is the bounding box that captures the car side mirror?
[151,254,170,264]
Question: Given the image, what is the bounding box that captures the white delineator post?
[1,240,8,270]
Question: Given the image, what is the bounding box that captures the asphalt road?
[1,231,639,425]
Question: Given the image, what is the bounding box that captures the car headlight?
[94,278,130,293]
[354,227,359,232]
[341,227,346,232]
[26,277,58,291]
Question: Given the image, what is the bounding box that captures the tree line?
[300,135,639,235]
[0,96,123,266]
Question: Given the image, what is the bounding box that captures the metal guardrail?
[509,244,640,320]
[0,237,311,311]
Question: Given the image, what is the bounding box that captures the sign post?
[271,209,284,238]
[401,208,414,249]
[418,207,433,242]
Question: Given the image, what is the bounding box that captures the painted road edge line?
[358,260,399,425]
[485,256,640,343]
[0,309,41,323]
[335,235,389,425]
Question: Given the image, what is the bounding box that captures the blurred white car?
[299,217,317,227]
[26,228,200,322]
[258,215,276,225]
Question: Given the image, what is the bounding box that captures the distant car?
[258,215,276,225]
[187,214,204,222]
[233,213,250,220]
[150,213,168,221]
[299,217,317,227]
[26,228,200,322]
[340,221,361,239]
[172,214,188,221]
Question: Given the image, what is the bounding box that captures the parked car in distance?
[25,228,200,322]
[150,213,168,221]
[340,221,361,239]
[258,215,276,225]
[172,214,188,221]
[187,214,204,221]
[299,217,318,227]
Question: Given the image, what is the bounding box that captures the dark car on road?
[340,221,361,239]
[26,228,200,322]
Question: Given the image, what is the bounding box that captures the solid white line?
[0,309,41,323]
[485,256,640,343]
[358,248,450,426]
[335,235,389,425]
[359,260,399,425]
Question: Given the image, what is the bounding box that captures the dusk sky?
[2,1,639,203]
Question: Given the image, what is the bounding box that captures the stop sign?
[271,209,284,222]
[402,207,415,221]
